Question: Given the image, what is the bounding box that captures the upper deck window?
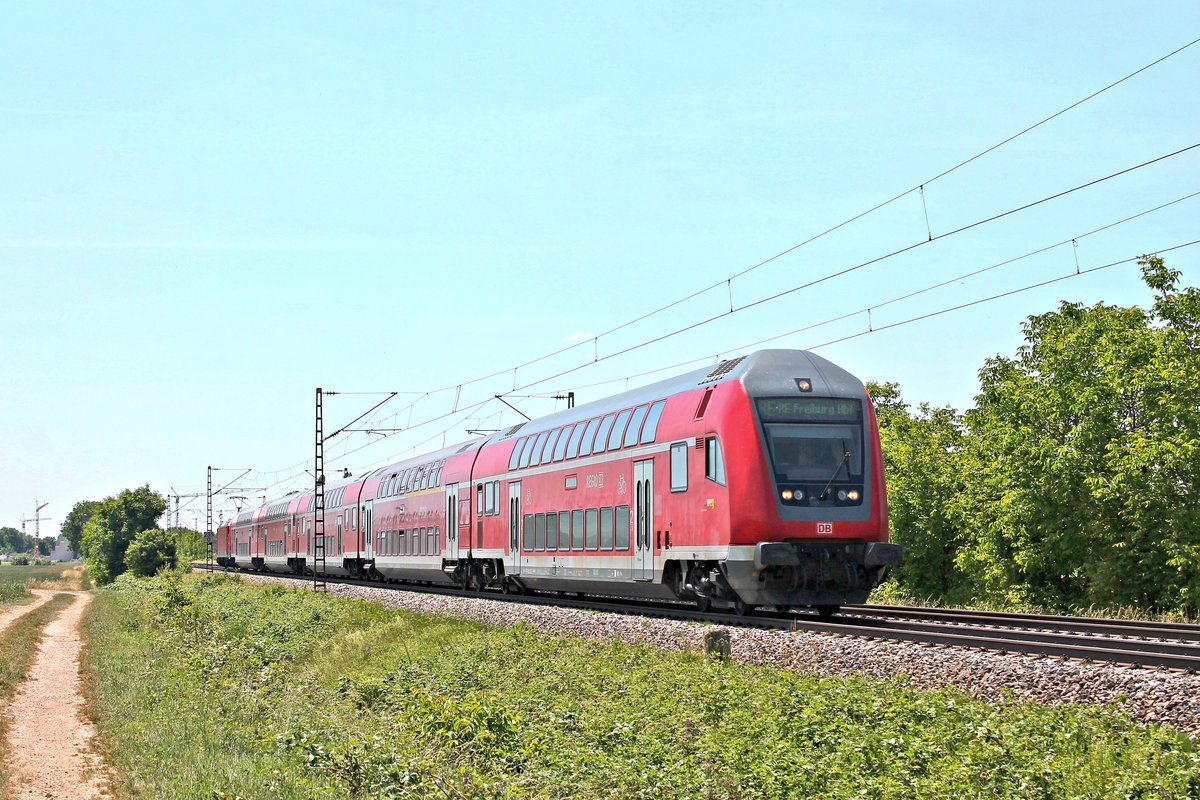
[608,409,632,451]
[519,436,536,468]
[565,423,586,459]
[578,418,602,457]
[594,414,617,454]
[553,424,574,461]
[640,400,666,444]
[529,431,550,467]
[541,429,561,463]
[623,405,649,448]
[509,439,525,470]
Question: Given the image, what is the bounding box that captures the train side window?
[670,442,688,492]
[477,484,485,515]
[541,429,561,463]
[519,436,537,468]
[434,462,443,486]
[572,509,585,549]
[566,422,587,459]
[705,437,726,484]
[529,432,550,467]
[608,409,632,451]
[559,511,571,550]
[553,424,574,461]
[424,466,435,490]
[585,508,599,550]
[431,527,439,555]
[522,514,535,550]
[546,512,558,551]
[594,414,617,453]
[599,506,613,550]
[577,418,601,457]
[641,400,666,444]
[534,513,546,550]
[485,481,498,516]
[623,405,649,447]
[509,439,524,470]
[615,504,630,549]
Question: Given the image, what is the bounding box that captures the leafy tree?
[125,529,178,577]
[81,486,168,585]
[868,382,971,601]
[169,527,207,563]
[955,255,1200,612]
[61,500,100,556]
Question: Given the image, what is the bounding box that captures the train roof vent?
[456,441,477,454]
[699,356,746,384]
[501,423,526,437]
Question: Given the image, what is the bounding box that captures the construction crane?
[20,500,51,540]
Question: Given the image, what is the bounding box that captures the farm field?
[82,573,1200,800]
[0,562,88,589]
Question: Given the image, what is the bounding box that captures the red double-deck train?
[215,350,901,614]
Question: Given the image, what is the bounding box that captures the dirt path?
[4,591,111,800]
[0,592,55,636]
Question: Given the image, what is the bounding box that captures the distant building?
[49,537,76,562]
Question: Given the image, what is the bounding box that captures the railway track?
[199,564,1200,672]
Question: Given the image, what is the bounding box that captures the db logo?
[816,522,834,535]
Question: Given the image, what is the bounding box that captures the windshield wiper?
[818,444,851,500]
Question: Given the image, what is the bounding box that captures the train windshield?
[762,424,862,482]
[756,398,864,483]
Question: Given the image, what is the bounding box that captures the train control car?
[221,350,901,614]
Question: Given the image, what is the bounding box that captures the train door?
[362,501,373,560]
[445,484,459,561]
[634,460,654,580]
[507,481,521,576]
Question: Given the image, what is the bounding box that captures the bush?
[124,529,177,577]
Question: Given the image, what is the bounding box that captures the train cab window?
[522,514,534,550]
[519,436,537,468]
[594,415,617,454]
[608,409,632,451]
[572,509,585,549]
[558,511,571,550]
[624,405,649,448]
[546,512,558,551]
[640,400,666,444]
[670,442,688,492]
[705,437,726,484]
[553,424,574,461]
[615,504,630,549]
[509,439,525,470]
[541,429,561,463]
[585,508,599,550]
[534,514,546,550]
[599,506,614,550]
[566,422,587,459]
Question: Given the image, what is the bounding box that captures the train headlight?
[847,489,861,501]
[795,488,804,501]
[837,490,848,501]
[781,489,794,501]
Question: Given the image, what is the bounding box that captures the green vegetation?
[83,575,1199,799]
[873,256,1200,617]
[124,528,178,577]
[0,593,77,788]
[0,562,90,593]
[0,525,55,557]
[79,485,167,585]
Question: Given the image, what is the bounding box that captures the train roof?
[489,349,864,441]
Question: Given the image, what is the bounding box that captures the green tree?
[61,500,101,556]
[169,527,207,563]
[955,255,1200,613]
[81,486,168,585]
[125,528,178,577]
[868,382,971,601]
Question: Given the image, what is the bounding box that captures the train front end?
[722,350,901,611]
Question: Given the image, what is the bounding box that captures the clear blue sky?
[2,1,1197,531]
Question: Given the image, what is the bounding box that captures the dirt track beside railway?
[3,591,112,800]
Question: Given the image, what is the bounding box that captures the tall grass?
[82,574,1200,799]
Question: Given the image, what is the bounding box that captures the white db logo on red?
[817,522,834,535]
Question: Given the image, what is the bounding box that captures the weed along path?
[0,591,55,635]
[4,591,111,800]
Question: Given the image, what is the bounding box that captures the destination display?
[756,397,862,424]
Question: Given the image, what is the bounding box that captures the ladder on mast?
[313,387,327,592]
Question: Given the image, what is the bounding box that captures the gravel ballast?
[238,573,1200,735]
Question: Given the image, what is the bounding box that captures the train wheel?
[733,597,755,616]
[695,595,712,613]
